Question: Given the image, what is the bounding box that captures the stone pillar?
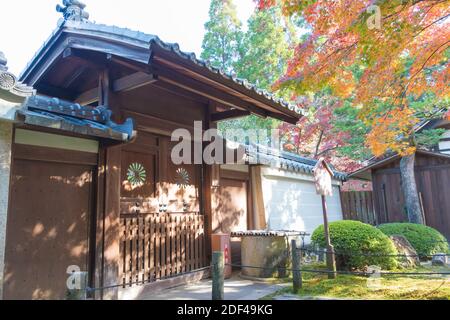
[0,122,12,299]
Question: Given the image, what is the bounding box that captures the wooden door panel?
[161,140,201,214]
[215,178,248,233]
[165,162,200,213]
[3,160,93,300]
[120,149,158,214]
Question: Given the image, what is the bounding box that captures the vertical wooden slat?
[125,219,131,286]
[341,192,352,220]
[359,192,365,223]
[192,214,197,270]
[181,215,186,272]
[119,219,125,287]
[194,214,199,270]
[166,214,172,277]
[199,215,205,267]
[144,215,150,283]
[198,215,202,268]
[149,215,155,282]
[160,214,166,278]
[363,192,370,224]
[347,192,353,219]
[353,192,358,220]
[155,215,161,280]
[186,215,191,271]
[370,191,375,224]
[171,215,176,275]
[176,216,181,274]
[190,215,195,271]
[137,216,143,284]
[131,218,138,285]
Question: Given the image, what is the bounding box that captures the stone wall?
[0,122,12,299]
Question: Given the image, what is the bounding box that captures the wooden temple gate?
[5,2,302,298]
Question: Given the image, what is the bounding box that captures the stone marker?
[432,253,448,266]
[389,236,419,268]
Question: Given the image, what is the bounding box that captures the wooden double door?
[119,132,207,286]
[120,132,201,215]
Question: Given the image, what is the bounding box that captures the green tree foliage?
[201,0,298,136]
[235,6,295,93]
[215,5,299,139]
[201,0,243,73]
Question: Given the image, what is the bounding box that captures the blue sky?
[0,0,256,75]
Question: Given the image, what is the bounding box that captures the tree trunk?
[399,153,424,224]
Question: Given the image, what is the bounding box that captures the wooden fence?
[120,213,207,287]
[340,191,377,225]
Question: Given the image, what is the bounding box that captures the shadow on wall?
[262,177,342,238]
[213,183,246,234]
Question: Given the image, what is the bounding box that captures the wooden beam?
[122,109,196,136]
[153,55,301,121]
[61,65,87,89]
[37,83,77,101]
[108,55,148,73]
[113,72,158,93]
[153,64,269,119]
[211,109,251,122]
[93,146,106,299]
[250,165,267,229]
[157,64,299,124]
[99,69,110,106]
[63,48,108,70]
[151,81,210,105]
[75,71,157,105]
[75,87,98,105]
[102,145,121,300]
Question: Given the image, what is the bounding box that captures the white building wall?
[439,130,450,154]
[261,167,343,243]
[0,122,12,299]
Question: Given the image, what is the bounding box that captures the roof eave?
[19,21,302,124]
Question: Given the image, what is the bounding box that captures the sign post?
[313,158,337,279]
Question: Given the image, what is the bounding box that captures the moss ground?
[262,264,450,300]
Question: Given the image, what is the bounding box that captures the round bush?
[378,223,449,259]
[311,220,398,270]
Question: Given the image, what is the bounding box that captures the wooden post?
[291,240,302,293]
[212,251,224,300]
[321,195,337,279]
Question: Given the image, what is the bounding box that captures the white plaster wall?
[261,167,343,243]
[0,100,21,121]
[0,122,12,299]
[439,130,450,154]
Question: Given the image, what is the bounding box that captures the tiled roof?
[20,20,303,117]
[349,149,450,178]
[17,95,134,141]
[231,230,309,237]
[0,50,35,103]
[245,144,347,181]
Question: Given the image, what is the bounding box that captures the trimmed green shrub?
[378,223,449,259]
[311,220,398,270]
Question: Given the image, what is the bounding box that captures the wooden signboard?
[313,158,334,196]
